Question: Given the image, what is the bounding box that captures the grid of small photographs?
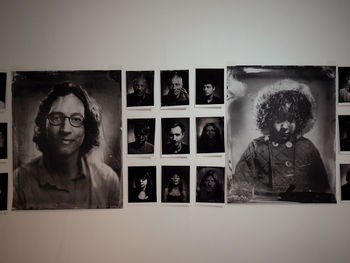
[0,72,7,212]
[126,68,225,206]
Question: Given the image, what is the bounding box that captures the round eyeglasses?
[47,112,85,127]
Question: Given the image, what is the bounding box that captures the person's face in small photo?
[171,173,180,185]
[205,124,216,139]
[170,76,183,97]
[134,78,147,97]
[140,177,148,189]
[204,175,215,192]
[46,94,85,156]
[203,83,215,97]
[135,129,149,145]
[169,126,184,147]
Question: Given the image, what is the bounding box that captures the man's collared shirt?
[13,156,121,209]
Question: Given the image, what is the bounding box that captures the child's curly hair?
[255,79,316,136]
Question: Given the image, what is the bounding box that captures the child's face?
[271,112,296,143]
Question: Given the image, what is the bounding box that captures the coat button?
[286,141,293,148]
[285,160,293,167]
[272,141,279,147]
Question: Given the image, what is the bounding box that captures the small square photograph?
[161,166,190,203]
[0,72,5,109]
[126,71,154,107]
[0,173,8,211]
[161,118,190,155]
[339,115,350,152]
[128,166,157,203]
[196,68,224,105]
[0,123,7,160]
[161,70,189,107]
[127,118,155,155]
[340,164,350,200]
[338,67,350,103]
[196,166,225,204]
[196,117,224,154]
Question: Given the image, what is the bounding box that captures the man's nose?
[60,118,72,133]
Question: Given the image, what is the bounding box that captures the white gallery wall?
[1,0,350,262]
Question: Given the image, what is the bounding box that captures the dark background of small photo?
[196,68,224,105]
[339,115,350,151]
[160,70,189,104]
[196,166,225,203]
[338,67,350,103]
[161,117,190,154]
[161,166,190,203]
[0,72,6,105]
[126,71,154,107]
[0,123,7,159]
[128,166,157,203]
[196,117,225,153]
[0,173,8,210]
[127,118,155,154]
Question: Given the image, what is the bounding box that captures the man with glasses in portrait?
[13,82,121,209]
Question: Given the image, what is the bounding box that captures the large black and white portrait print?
[12,70,123,209]
[226,66,336,203]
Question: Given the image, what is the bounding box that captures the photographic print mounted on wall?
[128,166,157,203]
[340,164,350,201]
[195,68,224,106]
[196,166,225,204]
[161,166,190,204]
[127,118,155,155]
[226,66,336,203]
[126,71,154,108]
[12,70,123,210]
[0,173,8,211]
[338,67,350,104]
[161,70,189,108]
[196,116,225,155]
[161,117,190,156]
[338,115,350,152]
[0,72,6,110]
[0,123,8,160]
